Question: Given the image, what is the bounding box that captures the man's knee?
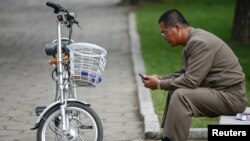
[170,88,191,106]
[171,88,186,99]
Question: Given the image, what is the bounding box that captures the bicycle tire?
[37,101,103,141]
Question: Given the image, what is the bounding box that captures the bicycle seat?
[45,38,74,56]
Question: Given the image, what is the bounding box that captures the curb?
[129,12,161,139]
[128,12,207,140]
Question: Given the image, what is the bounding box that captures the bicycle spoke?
[48,122,63,136]
[79,135,85,141]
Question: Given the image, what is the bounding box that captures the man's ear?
[175,23,181,30]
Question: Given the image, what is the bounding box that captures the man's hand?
[142,75,161,90]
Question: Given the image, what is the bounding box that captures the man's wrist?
[157,80,161,89]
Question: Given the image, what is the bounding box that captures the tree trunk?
[117,0,141,6]
[231,0,250,43]
[117,0,161,6]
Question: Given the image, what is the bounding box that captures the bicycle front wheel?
[37,102,103,141]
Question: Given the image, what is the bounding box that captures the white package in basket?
[67,43,107,86]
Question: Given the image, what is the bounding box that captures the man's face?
[160,22,178,47]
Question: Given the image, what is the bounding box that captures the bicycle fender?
[31,99,90,130]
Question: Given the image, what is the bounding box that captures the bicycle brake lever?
[76,22,82,29]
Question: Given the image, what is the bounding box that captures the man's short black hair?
[158,9,189,27]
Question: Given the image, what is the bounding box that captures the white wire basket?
[67,43,107,86]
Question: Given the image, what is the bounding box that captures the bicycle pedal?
[35,106,47,116]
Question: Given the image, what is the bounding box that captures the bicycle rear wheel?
[37,102,103,141]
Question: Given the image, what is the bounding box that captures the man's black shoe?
[161,137,171,141]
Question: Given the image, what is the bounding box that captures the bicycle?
[31,2,106,141]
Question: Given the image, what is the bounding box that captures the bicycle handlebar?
[46,1,67,14]
[46,1,81,28]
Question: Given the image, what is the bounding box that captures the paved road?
[0,0,146,140]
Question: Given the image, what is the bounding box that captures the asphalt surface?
[0,0,146,140]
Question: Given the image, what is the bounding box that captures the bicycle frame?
[32,3,104,140]
[57,19,68,132]
[31,12,90,131]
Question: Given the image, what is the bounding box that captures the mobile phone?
[138,73,145,79]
